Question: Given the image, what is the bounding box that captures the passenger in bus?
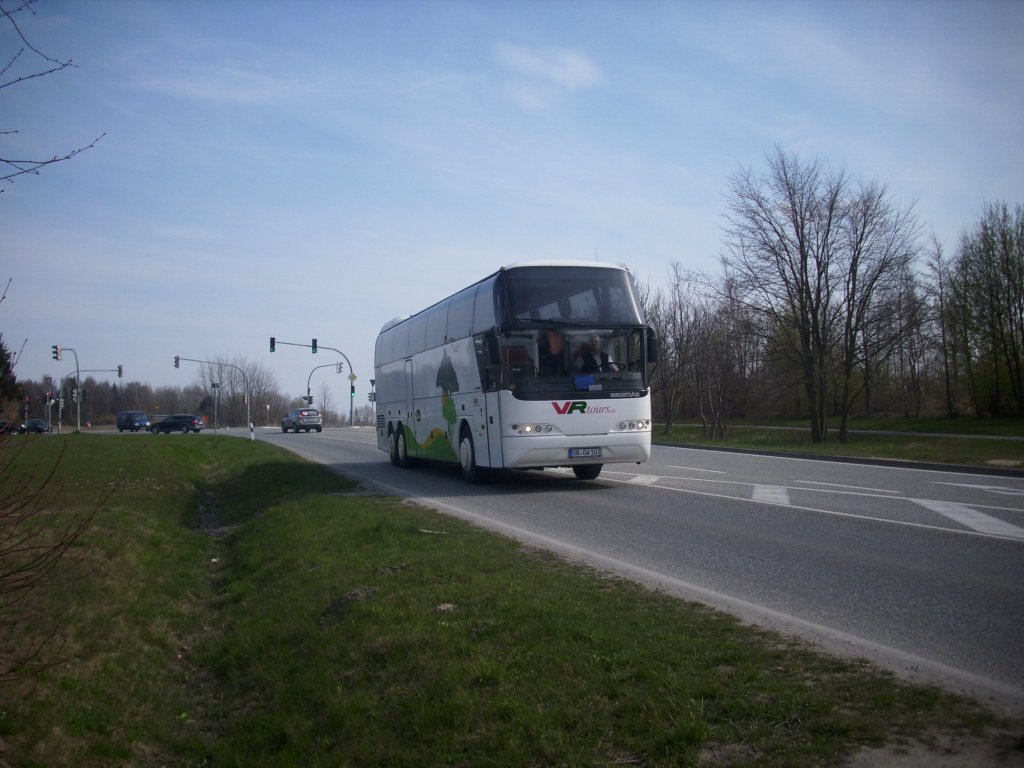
[574,335,621,373]
[539,329,568,376]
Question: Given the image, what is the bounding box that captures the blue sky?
[2,0,1022,408]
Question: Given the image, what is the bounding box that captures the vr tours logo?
[551,401,613,415]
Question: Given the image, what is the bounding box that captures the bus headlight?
[617,420,650,432]
[512,424,556,435]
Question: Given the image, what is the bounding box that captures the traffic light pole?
[174,356,253,440]
[53,346,81,433]
[271,338,356,425]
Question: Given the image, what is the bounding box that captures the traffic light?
[336,361,344,374]
[305,395,314,405]
[117,364,123,378]
[174,355,180,368]
[311,338,317,354]
[350,383,355,398]
[51,344,62,361]
[270,336,276,352]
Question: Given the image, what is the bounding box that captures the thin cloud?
[494,42,603,90]
[139,65,311,105]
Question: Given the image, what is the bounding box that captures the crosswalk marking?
[932,482,1024,497]
[911,499,1024,540]
[628,474,661,485]
[752,485,790,505]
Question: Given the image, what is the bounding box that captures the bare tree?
[193,355,279,427]
[945,202,1024,416]
[646,263,697,433]
[317,379,335,425]
[835,181,919,437]
[723,147,845,442]
[695,279,763,437]
[924,236,960,417]
[723,146,919,442]
[1,0,104,189]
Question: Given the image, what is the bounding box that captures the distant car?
[116,410,151,432]
[150,414,204,434]
[19,418,51,434]
[281,408,323,433]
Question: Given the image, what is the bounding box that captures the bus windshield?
[494,326,649,398]
[500,266,643,326]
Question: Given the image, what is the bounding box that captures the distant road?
[667,422,1024,441]
[215,426,1024,717]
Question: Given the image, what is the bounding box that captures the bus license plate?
[569,447,602,459]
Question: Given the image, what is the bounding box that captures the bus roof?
[502,260,628,272]
[377,261,633,334]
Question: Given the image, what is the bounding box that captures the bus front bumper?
[501,432,651,469]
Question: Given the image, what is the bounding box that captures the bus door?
[485,391,502,469]
[404,359,416,451]
[475,332,504,470]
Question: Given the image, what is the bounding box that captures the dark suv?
[19,418,51,434]
[117,410,151,432]
[151,414,205,434]
[281,408,323,433]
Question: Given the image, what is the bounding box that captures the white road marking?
[628,474,661,485]
[659,442,1024,479]
[597,472,1024,542]
[796,480,899,494]
[753,485,791,505]
[911,499,1024,540]
[932,482,1024,497]
[665,464,728,474]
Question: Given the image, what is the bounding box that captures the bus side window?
[501,337,537,388]
[474,334,499,391]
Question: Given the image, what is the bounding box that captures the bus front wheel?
[459,430,485,484]
[572,464,602,480]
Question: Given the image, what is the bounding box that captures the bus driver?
[574,335,621,373]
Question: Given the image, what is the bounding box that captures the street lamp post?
[306,363,338,418]
[212,382,220,435]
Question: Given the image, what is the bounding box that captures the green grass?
[0,434,1010,766]
[656,417,1024,469]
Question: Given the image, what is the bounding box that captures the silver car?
[281,408,323,433]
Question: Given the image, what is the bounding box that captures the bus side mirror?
[646,329,659,364]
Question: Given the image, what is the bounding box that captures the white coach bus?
[374,262,658,483]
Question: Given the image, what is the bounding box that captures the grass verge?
[655,417,1024,469]
[0,434,1014,766]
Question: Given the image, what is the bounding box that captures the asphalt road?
[234,426,1024,715]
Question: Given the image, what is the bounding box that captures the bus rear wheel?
[572,464,602,480]
[388,428,401,466]
[396,428,415,468]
